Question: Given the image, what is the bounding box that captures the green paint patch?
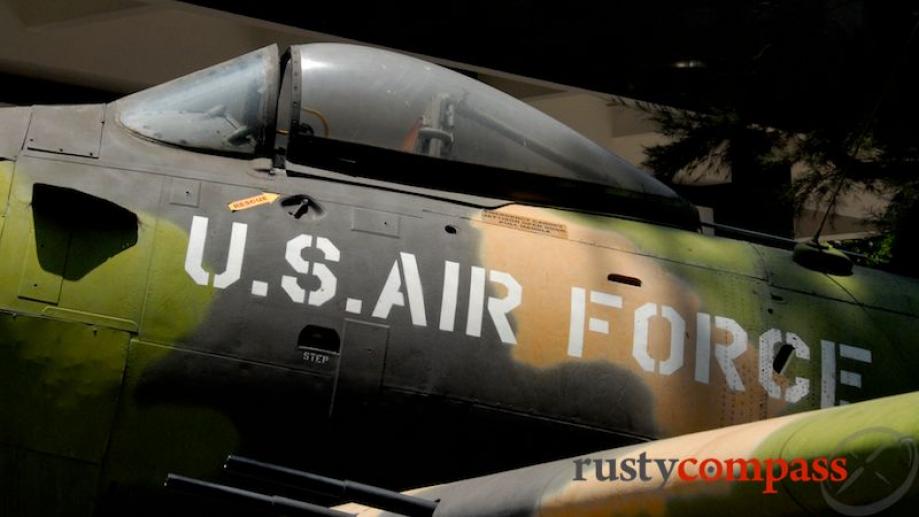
[0,170,167,328]
[555,209,766,278]
[663,393,919,516]
[0,161,13,237]
[0,313,128,462]
[139,218,216,344]
[755,392,919,513]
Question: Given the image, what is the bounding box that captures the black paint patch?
[31,183,138,280]
[773,343,795,374]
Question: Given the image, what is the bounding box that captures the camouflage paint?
[539,392,919,516]
[0,160,232,514]
[476,205,768,436]
[1,50,918,515]
[0,160,13,236]
[367,391,919,516]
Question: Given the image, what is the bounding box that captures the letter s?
[830,457,848,482]
[810,457,829,482]
[281,234,340,306]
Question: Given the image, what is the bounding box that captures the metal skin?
[0,44,918,516]
[340,391,919,516]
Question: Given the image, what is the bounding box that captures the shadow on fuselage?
[31,183,138,280]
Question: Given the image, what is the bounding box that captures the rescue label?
[228,192,280,212]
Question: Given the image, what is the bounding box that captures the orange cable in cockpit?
[300,107,331,137]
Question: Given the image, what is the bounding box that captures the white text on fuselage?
[183,216,871,408]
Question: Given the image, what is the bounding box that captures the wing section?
[164,392,919,516]
[395,391,919,516]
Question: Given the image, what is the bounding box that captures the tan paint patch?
[332,503,383,516]
[474,205,766,436]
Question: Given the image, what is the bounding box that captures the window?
[116,45,280,155]
[284,43,677,199]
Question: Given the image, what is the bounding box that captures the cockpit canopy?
[116,42,681,201]
[117,45,279,154]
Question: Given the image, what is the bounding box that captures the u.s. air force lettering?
[183,215,872,408]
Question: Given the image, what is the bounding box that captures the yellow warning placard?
[482,211,568,238]
[228,192,280,212]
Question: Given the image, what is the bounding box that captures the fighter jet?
[0,43,917,516]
